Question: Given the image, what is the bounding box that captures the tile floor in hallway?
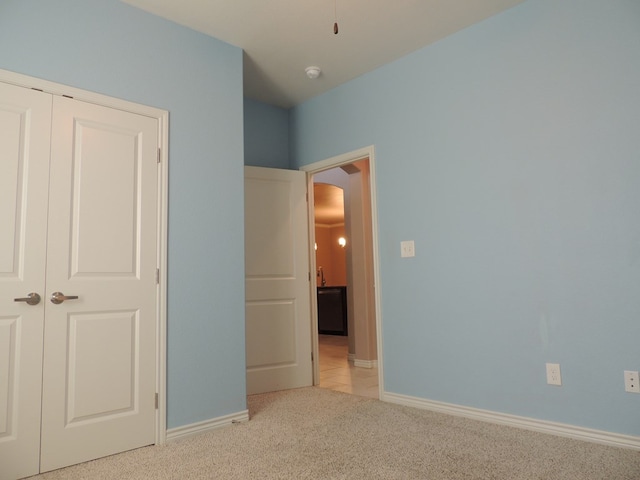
[318,334,379,399]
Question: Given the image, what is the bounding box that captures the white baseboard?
[166,409,249,442]
[382,392,640,450]
[348,353,355,362]
[353,358,378,369]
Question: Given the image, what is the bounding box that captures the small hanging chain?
[334,0,339,34]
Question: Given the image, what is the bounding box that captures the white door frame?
[0,68,169,445]
[300,145,384,397]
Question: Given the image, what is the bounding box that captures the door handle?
[14,292,42,306]
[50,291,79,304]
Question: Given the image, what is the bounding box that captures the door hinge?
[157,147,161,164]
[156,268,160,284]
[311,351,314,362]
[155,393,159,409]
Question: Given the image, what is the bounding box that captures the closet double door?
[1,82,159,479]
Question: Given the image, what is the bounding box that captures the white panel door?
[38,96,159,472]
[0,83,52,480]
[244,166,312,395]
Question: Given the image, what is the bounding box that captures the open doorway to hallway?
[318,334,378,398]
[308,154,380,399]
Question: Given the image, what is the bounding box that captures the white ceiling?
[121,0,524,108]
[314,183,345,225]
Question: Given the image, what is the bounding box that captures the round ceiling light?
[305,66,321,79]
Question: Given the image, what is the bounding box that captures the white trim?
[383,392,640,450]
[315,222,345,228]
[300,145,384,400]
[0,68,169,446]
[348,353,356,362]
[308,184,321,385]
[166,410,250,442]
[0,69,166,118]
[300,146,374,174]
[156,109,169,446]
[353,359,378,369]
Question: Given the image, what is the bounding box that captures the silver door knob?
[50,292,79,304]
[14,292,41,306]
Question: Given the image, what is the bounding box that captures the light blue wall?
[244,98,290,168]
[0,0,246,428]
[291,0,640,436]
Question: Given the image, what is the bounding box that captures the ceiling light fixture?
[305,66,321,79]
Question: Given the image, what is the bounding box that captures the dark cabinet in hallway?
[317,286,348,336]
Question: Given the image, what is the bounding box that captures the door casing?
[300,145,384,398]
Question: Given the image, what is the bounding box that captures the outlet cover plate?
[624,370,640,393]
[546,363,562,386]
[400,240,415,258]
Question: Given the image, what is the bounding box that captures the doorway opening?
[301,146,382,400]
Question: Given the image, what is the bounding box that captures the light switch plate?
[400,240,415,258]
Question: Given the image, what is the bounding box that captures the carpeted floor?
[30,387,640,479]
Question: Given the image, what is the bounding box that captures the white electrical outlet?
[546,363,562,386]
[624,370,640,393]
[400,240,415,258]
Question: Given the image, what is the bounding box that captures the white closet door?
[0,83,52,480]
[39,97,159,472]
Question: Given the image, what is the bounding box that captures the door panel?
[0,84,52,480]
[70,119,140,276]
[246,301,297,367]
[245,166,312,395]
[65,310,138,422]
[39,97,158,473]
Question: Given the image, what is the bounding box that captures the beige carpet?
[30,387,640,479]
